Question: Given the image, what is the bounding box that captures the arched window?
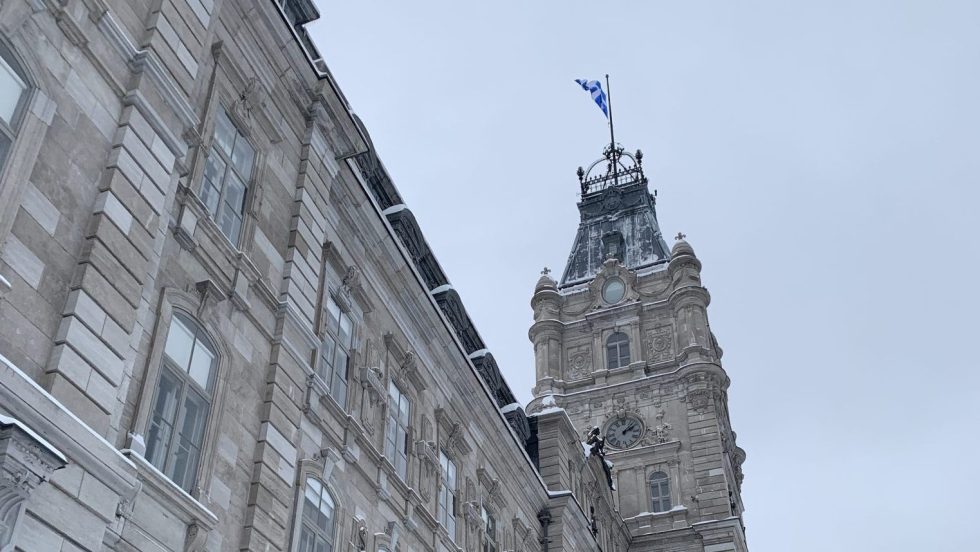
[606,332,630,369]
[0,42,30,174]
[649,471,671,513]
[200,108,255,244]
[297,477,336,552]
[145,311,217,492]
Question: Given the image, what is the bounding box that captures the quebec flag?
[575,79,609,118]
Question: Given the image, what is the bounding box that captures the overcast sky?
[311,2,980,550]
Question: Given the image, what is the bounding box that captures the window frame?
[198,107,256,246]
[606,332,631,370]
[317,294,354,408]
[294,475,338,552]
[437,449,458,541]
[0,41,29,175]
[384,380,411,481]
[143,310,218,493]
[649,471,671,513]
[481,505,497,552]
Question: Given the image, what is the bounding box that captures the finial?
[577,166,585,182]
[635,149,643,165]
[541,267,551,275]
[675,232,686,241]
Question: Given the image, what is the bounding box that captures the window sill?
[121,449,218,530]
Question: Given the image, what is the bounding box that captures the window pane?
[332,348,348,382]
[214,110,236,155]
[231,135,255,180]
[188,339,215,391]
[224,171,247,214]
[338,313,352,349]
[319,337,335,380]
[145,368,180,469]
[299,526,314,552]
[325,298,340,332]
[201,155,226,214]
[218,205,242,244]
[0,134,10,174]
[164,316,195,369]
[398,396,410,424]
[0,54,26,126]
[169,389,209,491]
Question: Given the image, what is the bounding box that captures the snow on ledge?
[429,284,454,295]
[381,203,408,216]
[500,402,522,414]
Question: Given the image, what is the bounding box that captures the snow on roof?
[0,414,67,463]
[429,284,454,295]
[500,402,522,414]
[468,348,489,359]
[381,203,408,216]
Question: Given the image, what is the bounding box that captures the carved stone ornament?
[0,417,68,550]
[415,440,439,502]
[566,344,593,380]
[644,325,674,363]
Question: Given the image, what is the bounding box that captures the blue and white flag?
[575,79,609,118]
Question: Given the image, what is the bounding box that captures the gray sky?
[311,2,980,550]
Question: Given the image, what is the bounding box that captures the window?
[649,471,671,513]
[145,312,216,492]
[384,380,410,480]
[297,477,336,552]
[481,506,497,552]
[318,295,353,408]
[0,43,29,174]
[602,232,624,261]
[200,109,254,244]
[606,332,630,369]
[437,450,457,540]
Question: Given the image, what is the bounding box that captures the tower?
[527,145,749,551]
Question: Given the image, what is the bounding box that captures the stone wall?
[0,1,627,551]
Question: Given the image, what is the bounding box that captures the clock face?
[604,416,643,449]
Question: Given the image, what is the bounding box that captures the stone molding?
[0,416,67,551]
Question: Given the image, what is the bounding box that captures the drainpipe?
[538,509,552,552]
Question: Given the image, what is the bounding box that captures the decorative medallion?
[566,345,593,380]
[645,326,674,363]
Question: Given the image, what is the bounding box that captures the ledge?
[121,450,218,529]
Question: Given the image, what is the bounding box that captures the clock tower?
[527,145,749,551]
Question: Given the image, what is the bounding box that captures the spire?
[560,145,670,287]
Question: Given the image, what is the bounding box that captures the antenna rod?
[606,74,618,185]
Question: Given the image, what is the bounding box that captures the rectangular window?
[200,109,254,244]
[481,506,497,552]
[384,381,410,480]
[438,450,457,541]
[318,296,353,408]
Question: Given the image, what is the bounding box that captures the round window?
[601,277,625,304]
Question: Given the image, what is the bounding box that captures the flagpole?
[606,74,618,185]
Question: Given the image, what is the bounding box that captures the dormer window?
[602,232,625,262]
[277,0,320,27]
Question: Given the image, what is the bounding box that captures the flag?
[575,79,609,118]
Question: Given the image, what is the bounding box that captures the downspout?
[538,509,552,552]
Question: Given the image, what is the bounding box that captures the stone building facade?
[0,1,748,552]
